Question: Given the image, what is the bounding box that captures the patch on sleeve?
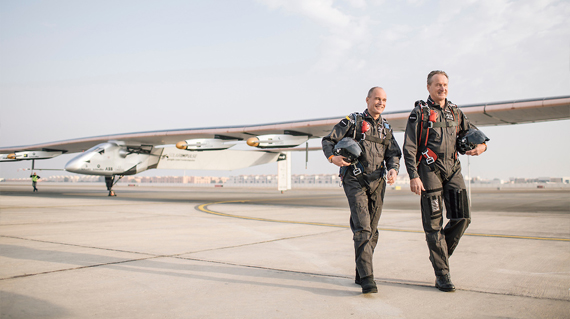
[340,118,349,127]
[408,113,417,122]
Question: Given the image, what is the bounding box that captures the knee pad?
[446,189,470,219]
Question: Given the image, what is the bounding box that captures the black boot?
[360,276,378,294]
[435,274,455,292]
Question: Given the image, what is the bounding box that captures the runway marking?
[197,201,346,228]
[463,232,570,242]
[197,200,570,242]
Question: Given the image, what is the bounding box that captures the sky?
[1,0,569,181]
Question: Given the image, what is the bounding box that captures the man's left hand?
[386,169,398,185]
[465,143,486,156]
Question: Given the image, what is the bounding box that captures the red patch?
[429,110,438,122]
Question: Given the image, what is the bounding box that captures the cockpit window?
[85,143,113,155]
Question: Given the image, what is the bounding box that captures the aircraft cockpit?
[85,142,115,155]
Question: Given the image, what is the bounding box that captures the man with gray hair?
[322,87,401,294]
[403,71,487,292]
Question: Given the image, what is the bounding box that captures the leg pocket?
[421,193,443,231]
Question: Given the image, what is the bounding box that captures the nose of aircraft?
[64,154,87,173]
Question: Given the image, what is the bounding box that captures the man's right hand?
[331,155,351,167]
[410,177,425,195]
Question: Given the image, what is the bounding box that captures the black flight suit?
[322,110,401,280]
[403,96,477,276]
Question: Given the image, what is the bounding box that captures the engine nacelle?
[175,139,236,151]
[0,151,63,162]
[246,134,309,148]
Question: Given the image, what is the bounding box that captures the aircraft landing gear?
[105,175,122,196]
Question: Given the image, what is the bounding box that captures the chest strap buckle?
[422,149,438,165]
[353,166,362,175]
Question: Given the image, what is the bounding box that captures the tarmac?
[0,183,569,318]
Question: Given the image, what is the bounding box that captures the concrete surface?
[0,184,568,318]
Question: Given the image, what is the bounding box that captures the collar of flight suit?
[426,96,449,110]
[362,109,382,124]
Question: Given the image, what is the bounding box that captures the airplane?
[1,96,569,196]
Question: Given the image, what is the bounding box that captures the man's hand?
[465,143,486,156]
[331,155,351,167]
[410,177,425,195]
[386,169,398,185]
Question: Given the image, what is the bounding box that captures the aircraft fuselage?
[64,142,160,176]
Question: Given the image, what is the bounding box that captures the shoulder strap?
[364,135,390,145]
[353,113,363,141]
[384,122,393,142]
[450,103,460,132]
[416,101,430,160]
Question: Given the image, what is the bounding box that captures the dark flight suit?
[403,97,477,276]
[322,110,401,280]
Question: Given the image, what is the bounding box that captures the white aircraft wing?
[382,95,570,132]
[0,117,337,154]
[0,96,568,155]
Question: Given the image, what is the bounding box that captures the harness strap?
[430,121,458,128]
[416,100,459,163]
[424,159,444,184]
[340,162,369,189]
[353,113,363,141]
[351,112,392,145]
[416,103,430,163]
[351,162,368,189]
[363,134,391,145]
[340,113,392,190]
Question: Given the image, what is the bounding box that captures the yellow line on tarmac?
[377,228,570,241]
[197,201,346,228]
[464,232,570,242]
[197,200,570,242]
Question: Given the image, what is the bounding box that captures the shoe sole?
[435,284,455,292]
[362,287,378,294]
